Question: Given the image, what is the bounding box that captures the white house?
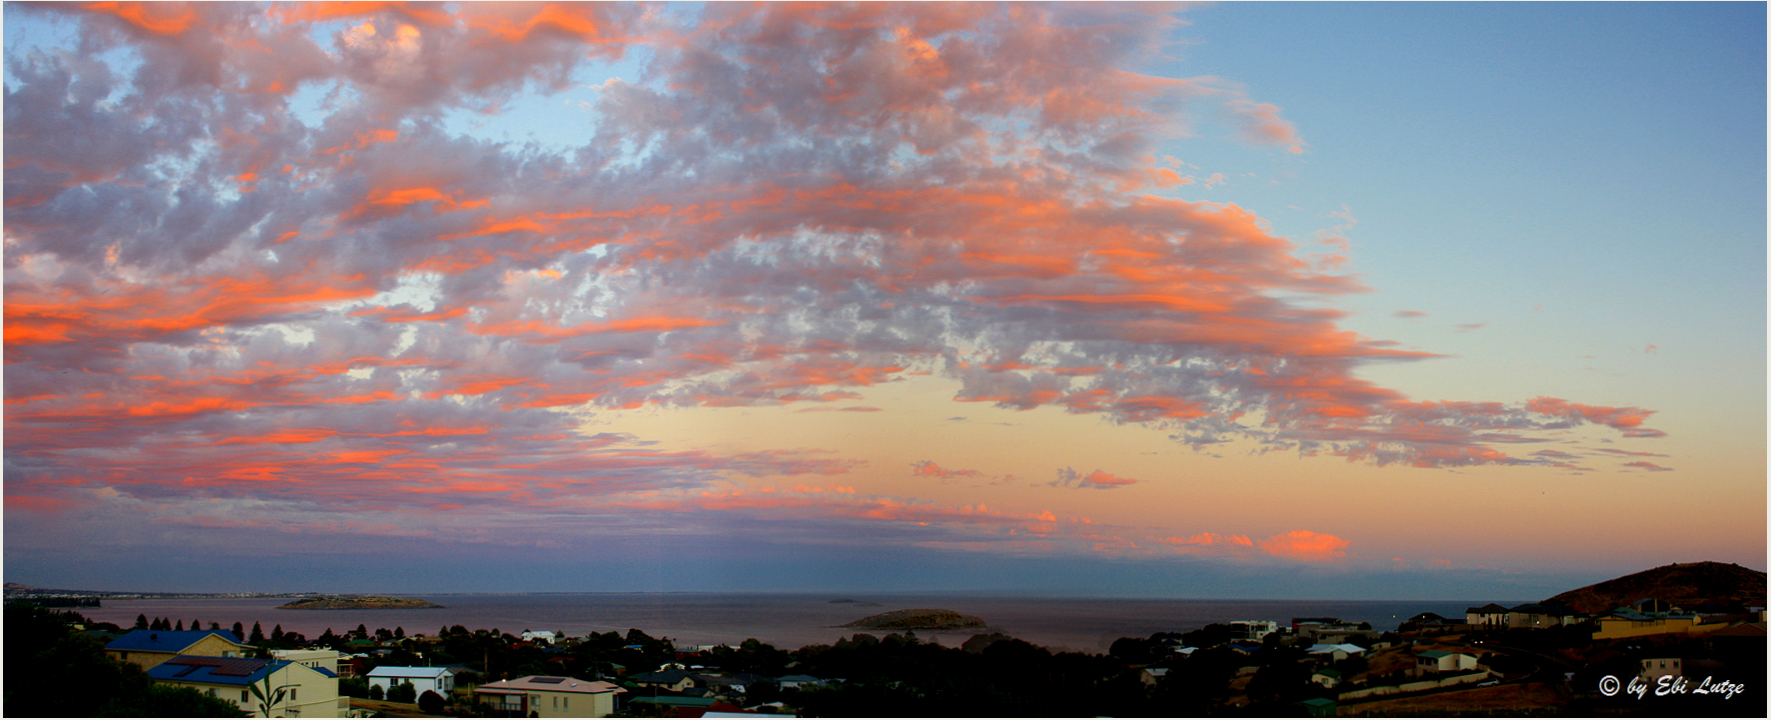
[522,630,560,645]
[1306,643,1366,662]
[366,666,454,697]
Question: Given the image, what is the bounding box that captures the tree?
[192,618,202,632]
[394,626,405,639]
[418,689,445,714]
[247,673,293,718]
[135,614,149,630]
[249,621,265,644]
[355,623,368,638]
[233,621,246,641]
[175,619,185,631]
[368,684,384,701]
[271,624,284,643]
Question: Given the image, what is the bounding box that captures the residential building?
[1311,668,1342,688]
[272,649,344,676]
[105,629,254,671]
[1464,603,1510,628]
[1305,643,1365,662]
[1591,610,1732,640]
[365,666,454,697]
[1412,650,1479,676]
[474,675,625,718]
[774,674,824,690]
[1638,657,1683,684]
[521,630,559,645]
[631,668,696,692]
[147,655,341,718]
[1228,620,1279,642]
[1138,667,1168,686]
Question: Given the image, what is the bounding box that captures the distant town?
[7,562,1765,717]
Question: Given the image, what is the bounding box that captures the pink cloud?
[1256,530,1350,562]
[910,461,984,480]
[1623,461,1673,472]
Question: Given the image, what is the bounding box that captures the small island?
[840,608,987,630]
[277,595,443,610]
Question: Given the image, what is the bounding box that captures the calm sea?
[77,594,1501,654]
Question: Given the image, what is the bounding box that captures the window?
[564,696,569,709]
[208,689,217,697]
[242,690,249,703]
[291,688,298,701]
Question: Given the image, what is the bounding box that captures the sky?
[4,2,1765,600]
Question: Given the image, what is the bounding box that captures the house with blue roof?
[104,629,253,671]
[148,655,342,717]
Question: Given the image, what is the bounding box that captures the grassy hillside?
[1544,561,1766,613]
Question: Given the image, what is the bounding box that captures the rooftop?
[106,629,245,653]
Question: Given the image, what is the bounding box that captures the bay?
[77,593,1508,654]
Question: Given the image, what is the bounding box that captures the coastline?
[64,593,1498,654]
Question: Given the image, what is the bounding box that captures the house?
[522,630,561,646]
[475,675,625,718]
[105,629,254,670]
[633,668,697,692]
[1228,620,1280,642]
[272,648,344,675]
[1311,668,1342,688]
[1305,643,1365,662]
[774,674,824,690]
[1295,697,1337,717]
[1507,603,1583,629]
[1638,657,1683,683]
[1412,650,1479,676]
[1294,620,1373,644]
[365,665,454,697]
[1465,603,1510,628]
[1591,609,1726,640]
[147,655,341,718]
[1138,667,1168,686]
[1400,612,1466,633]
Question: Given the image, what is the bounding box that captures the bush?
[388,680,418,703]
[369,684,384,701]
[418,689,445,714]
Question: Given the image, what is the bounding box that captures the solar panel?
[168,657,266,677]
[530,677,565,684]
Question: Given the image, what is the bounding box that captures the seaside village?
[24,594,1766,717]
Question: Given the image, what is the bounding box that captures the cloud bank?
[4,3,1666,575]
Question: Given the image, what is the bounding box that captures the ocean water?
[76,593,1497,654]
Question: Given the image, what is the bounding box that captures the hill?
[1544,561,1766,613]
[839,608,988,631]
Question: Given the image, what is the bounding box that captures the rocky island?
[276,595,443,610]
[840,608,988,631]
